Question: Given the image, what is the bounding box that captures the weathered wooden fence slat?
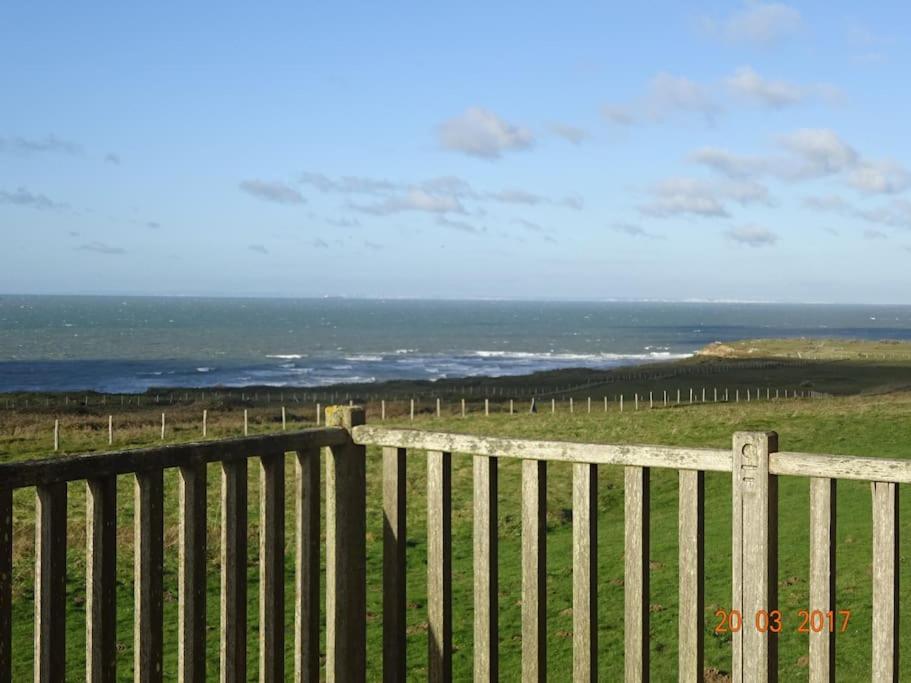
[178,462,207,683]
[87,477,118,683]
[295,448,321,683]
[522,459,547,682]
[35,482,67,682]
[871,480,899,681]
[573,462,598,682]
[808,477,836,683]
[625,466,650,682]
[135,469,164,683]
[259,452,285,682]
[474,455,498,681]
[427,449,453,683]
[383,446,407,682]
[220,459,247,683]
[678,470,704,683]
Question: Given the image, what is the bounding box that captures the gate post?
[732,432,778,683]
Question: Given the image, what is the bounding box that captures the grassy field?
[3,339,911,680]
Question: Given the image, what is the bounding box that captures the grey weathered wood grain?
[473,455,498,681]
[678,470,704,683]
[35,481,67,682]
[178,462,206,683]
[573,463,597,682]
[295,448,320,683]
[871,481,898,681]
[134,469,164,683]
[383,447,407,682]
[625,466,650,682]
[87,477,117,683]
[809,477,836,683]
[522,459,546,682]
[771,452,911,484]
[220,459,247,683]
[731,432,778,683]
[353,427,730,472]
[0,488,10,683]
[0,428,346,490]
[259,452,285,683]
[325,406,367,682]
[427,450,452,683]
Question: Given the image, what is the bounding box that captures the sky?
[1,1,910,303]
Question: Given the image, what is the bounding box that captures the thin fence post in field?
[678,470,704,682]
[461,398,466,417]
[427,449,452,682]
[178,460,207,683]
[108,415,113,445]
[474,455,498,680]
[747,389,751,402]
[282,406,286,431]
[522,460,547,681]
[511,399,515,415]
[732,431,778,682]
[244,409,248,436]
[220,459,247,682]
[485,398,490,416]
[587,396,591,413]
[702,387,706,402]
[809,478,836,682]
[53,419,59,452]
[87,476,117,682]
[326,406,367,681]
[872,480,899,681]
[161,413,166,440]
[383,447,407,682]
[0,489,10,683]
[436,398,441,418]
[625,466,650,681]
[714,388,718,403]
[634,394,638,411]
[573,463,597,682]
[689,388,693,404]
[664,390,667,407]
[35,482,67,681]
[551,398,555,414]
[726,388,730,402]
[677,389,681,405]
[649,392,653,409]
[382,399,386,421]
[317,403,321,425]
[410,399,415,422]
[570,397,574,414]
[203,410,207,438]
[620,395,624,412]
[604,396,608,412]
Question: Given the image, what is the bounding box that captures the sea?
[2,296,911,394]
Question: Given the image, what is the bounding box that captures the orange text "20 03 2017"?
[714,609,852,634]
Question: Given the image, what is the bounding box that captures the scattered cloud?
[701,2,802,46]
[300,172,395,195]
[438,107,534,159]
[689,147,767,179]
[513,218,547,233]
[561,195,584,210]
[603,73,719,126]
[76,241,126,255]
[778,129,859,179]
[326,217,361,228]
[550,123,589,144]
[725,66,841,109]
[487,189,545,205]
[0,134,82,156]
[146,221,161,229]
[639,177,770,219]
[0,187,66,210]
[436,216,484,234]
[803,195,911,230]
[352,189,465,216]
[847,161,911,195]
[104,153,121,165]
[310,238,330,249]
[68,231,80,238]
[240,180,305,205]
[248,244,269,255]
[863,228,887,240]
[363,240,384,250]
[610,222,664,239]
[725,225,779,247]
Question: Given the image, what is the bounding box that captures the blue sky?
[1,2,910,303]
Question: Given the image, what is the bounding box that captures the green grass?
[5,342,911,679]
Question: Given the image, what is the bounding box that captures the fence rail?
[0,405,905,681]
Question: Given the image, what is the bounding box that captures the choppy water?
[2,296,911,393]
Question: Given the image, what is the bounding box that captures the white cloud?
[438,107,534,159]
[725,225,779,247]
[0,134,82,156]
[248,244,269,255]
[703,2,802,45]
[778,129,859,178]
[550,123,589,144]
[487,189,545,205]
[847,161,911,195]
[300,172,396,195]
[863,228,887,240]
[351,189,465,215]
[689,147,767,179]
[239,180,305,204]
[725,66,803,108]
[606,73,719,126]
[0,187,66,210]
[437,216,483,234]
[610,222,664,239]
[639,177,770,218]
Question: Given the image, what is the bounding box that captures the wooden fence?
[0,404,904,680]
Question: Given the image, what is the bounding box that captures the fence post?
[732,431,778,682]
[325,405,367,681]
